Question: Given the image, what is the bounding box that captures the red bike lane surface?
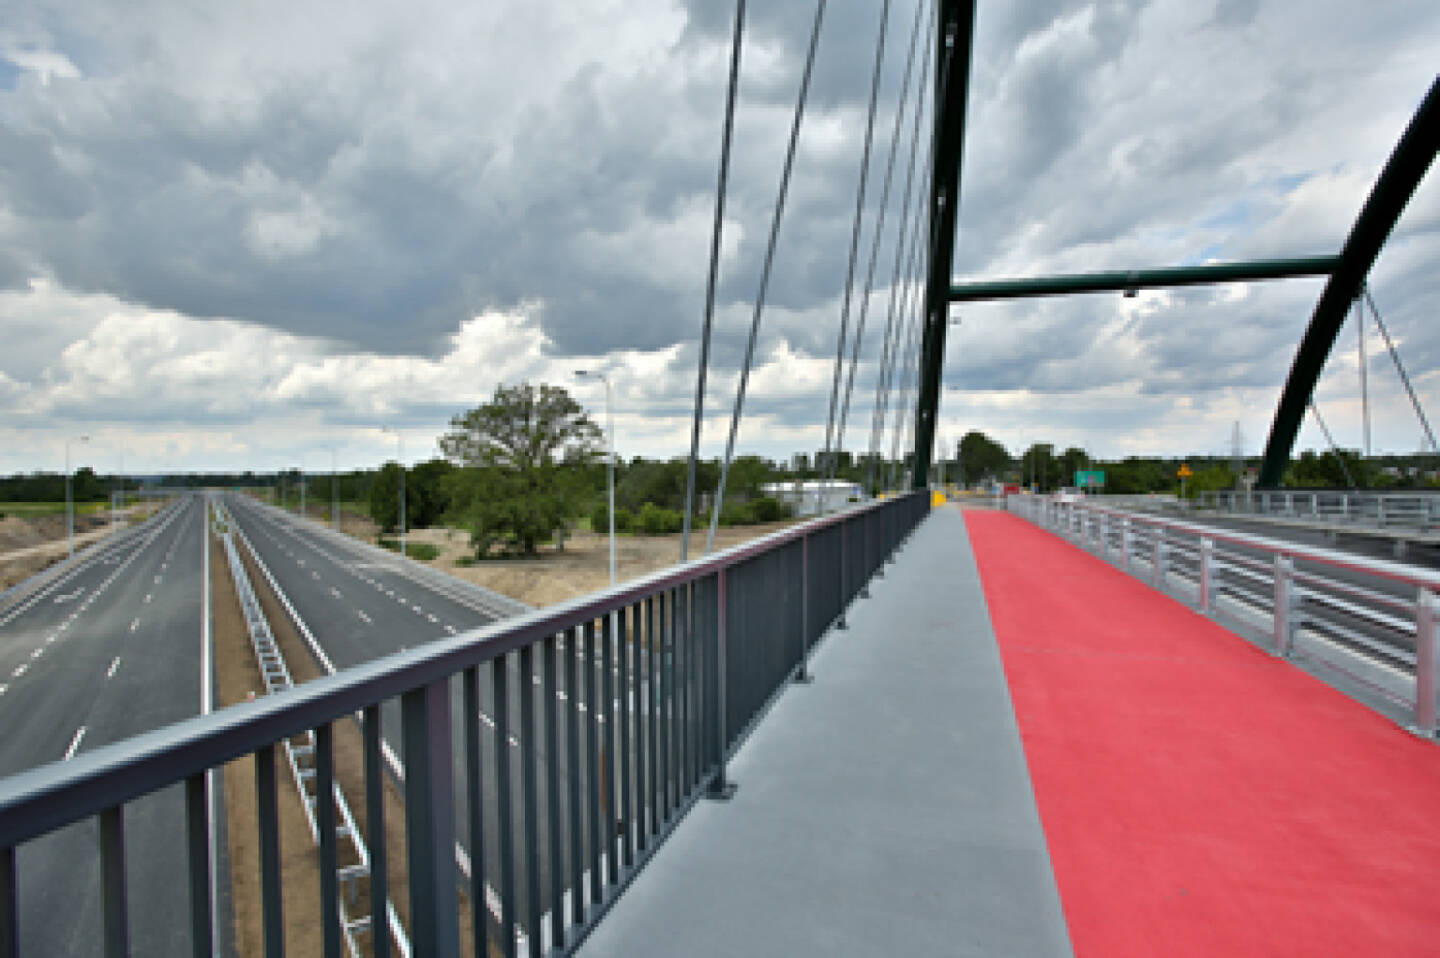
[965,509,1440,957]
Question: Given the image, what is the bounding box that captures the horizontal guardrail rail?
[1006,494,1440,738]
[0,490,929,958]
[1196,490,1440,531]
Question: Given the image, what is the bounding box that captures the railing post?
[1199,537,1215,614]
[1152,528,1167,590]
[835,521,848,630]
[1100,514,1110,561]
[796,535,812,684]
[1415,587,1437,736]
[401,680,460,957]
[1378,496,1387,526]
[1272,555,1296,657]
[1120,519,1131,572]
[708,568,737,799]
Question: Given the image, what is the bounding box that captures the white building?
[761,479,865,517]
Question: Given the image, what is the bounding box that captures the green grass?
[377,538,440,561]
[0,501,109,517]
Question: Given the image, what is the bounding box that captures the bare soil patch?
[0,505,158,591]
[221,524,482,955]
[401,522,800,608]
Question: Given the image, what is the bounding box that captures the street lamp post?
[330,447,340,532]
[66,435,90,558]
[575,370,615,587]
[382,427,405,558]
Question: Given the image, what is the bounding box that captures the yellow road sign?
[1177,464,1194,478]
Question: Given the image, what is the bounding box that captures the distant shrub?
[378,538,439,560]
[749,496,788,523]
[454,555,477,568]
[591,501,634,534]
[717,501,752,527]
[637,502,683,535]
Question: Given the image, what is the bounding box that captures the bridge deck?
[580,505,1440,956]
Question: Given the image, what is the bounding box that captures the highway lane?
[0,494,210,955]
[222,493,659,947]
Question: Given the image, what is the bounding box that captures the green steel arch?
[1258,77,1440,487]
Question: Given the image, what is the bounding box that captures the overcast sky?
[1,0,1437,475]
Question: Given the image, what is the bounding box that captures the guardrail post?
[708,568,737,799]
[401,680,461,956]
[1120,519,1132,572]
[1378,496,1387,526]
[1199,538,1215,614]
[1152,529,1167,590]
[1272,555,1297,657]
[1100,514,1110,561]
[1415,588,1437,736]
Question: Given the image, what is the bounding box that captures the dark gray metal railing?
[0,490,928,958]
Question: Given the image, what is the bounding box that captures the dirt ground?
[400,521,800,608]
[0,505,158,591]
[215,521,483,956]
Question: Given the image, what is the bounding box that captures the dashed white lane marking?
[45,635,55,644]
[154,575,162,584]
[312,571,321,580]
[0,683,7,696]
[130,618,140,632]
[357,610,372,624]
[412,604,423,614]
[426,613,438,623]
[107,657,121,679]
[329,587,342,599]
[445,625,457,635]
[144,593,152,603]
[63,727,86,761]
[30,648,42,660]
[12,664,28,678]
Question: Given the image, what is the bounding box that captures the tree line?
[947,430,1440,496]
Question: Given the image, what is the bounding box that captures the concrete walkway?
[579,506,1072,957]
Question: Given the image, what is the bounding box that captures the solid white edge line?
[63,725,86,761]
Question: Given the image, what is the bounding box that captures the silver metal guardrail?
[1007,494,1440,738]
[0,489,929,958]
[1195,490,1440,531]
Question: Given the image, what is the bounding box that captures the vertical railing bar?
[618,607,634,871]
[565,627,584,928]
[185,773,213,958]
[542,635,564,952]
[709,567,736,798]
[256,744,285,958]
[602,612,618,887]
[315,723,341,958]
[631,604,648,855]
[491,658,517,958]
[401,682,460,956]
[99,805,129,958]
[518,645,541,953]
[362,705,390,958]
[584,620,602,906]
[646,597,659,838]
[676,585,689,798]
[659,590,673,820]
[461,669,486,958]
[0,846,15,958]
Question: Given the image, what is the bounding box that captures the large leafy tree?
[440,383,603,555]
[958,431,1011,486]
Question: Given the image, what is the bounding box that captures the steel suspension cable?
[887,242,929,489]
[1363,285,1440,455]
[681,0,746,562]
[863,4,933,494]
[827,0,931,495]
[816,0,891,504]
[706,0,826,553]
[867,162,929,491]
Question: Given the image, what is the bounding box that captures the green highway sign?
[1074,470,1106,488]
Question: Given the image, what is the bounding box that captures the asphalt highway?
[221,493,658,947]
[0,494,210,955]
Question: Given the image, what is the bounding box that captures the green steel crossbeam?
[947,256,1339,303]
